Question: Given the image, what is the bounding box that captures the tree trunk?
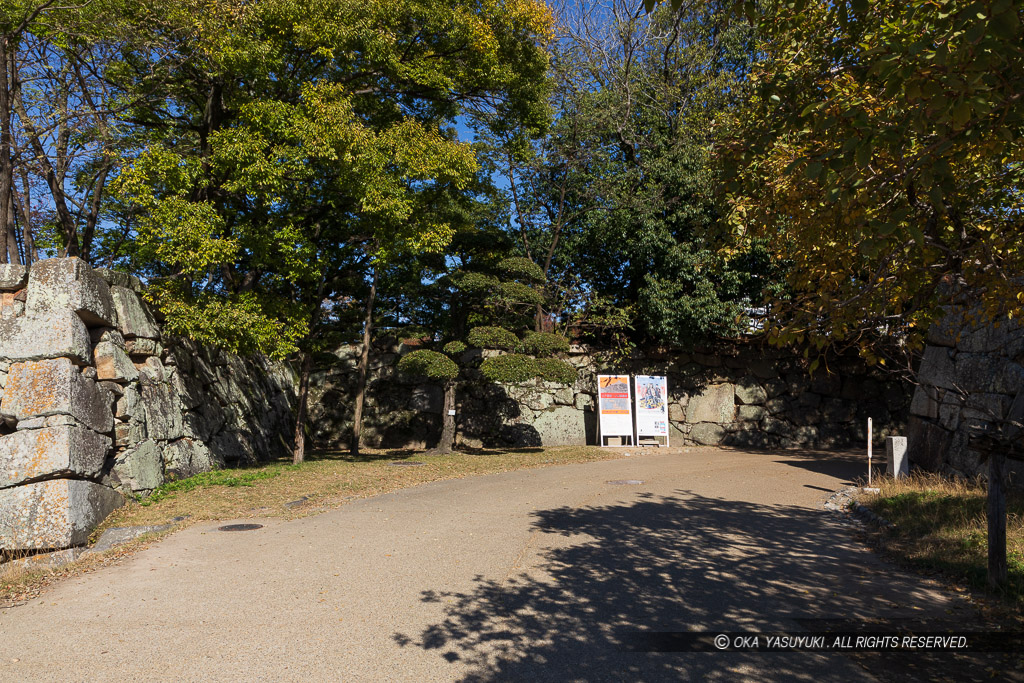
[10,52,78,257]
[0,34,13,265]
[988,451,1007,589]
[436,381,456,454]
[350,265,378,455]
[16,168,34,263]
[4,191,18,264]
[292,350,314,464]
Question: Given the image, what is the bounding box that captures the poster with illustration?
[598,374,634,445]
[634,375,669,444]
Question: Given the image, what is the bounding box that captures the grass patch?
[139,465,299,505]
[862,473,1024,604]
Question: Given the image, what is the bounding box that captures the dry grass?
[861,472,1024,603]
[100,445,621,527]
[1,445,623,606]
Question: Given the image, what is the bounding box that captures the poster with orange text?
[598,374,634,445]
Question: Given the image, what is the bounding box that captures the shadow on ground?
[769,449,866,486]
[394,485,974,682]
[303,446,547,464]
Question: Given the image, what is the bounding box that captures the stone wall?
[909,306,1024,485]
[0,259,295,552]
[308,341,910,452]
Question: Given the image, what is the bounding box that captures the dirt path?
[0,449,995,681]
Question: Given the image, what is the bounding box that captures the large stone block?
[962,392,1010,424]
[0,425,110,488]
[917,345,956,390]
[210,430,256,463]
[925,307,964,348]
[748,359,780,379]
[25,257,114,327]
[736,404,767,422]
[141,378,184,441]
[954,353,1024,395]
[0,263,28,290]
[407,385,443,413]
[909,385,941,419]
[0,311,92,364]
[115,385,142,419]
[907,416,951,471]
[685,383,735,423]
[938,392,962,431]
[163,438,219,480]
[92,267,143,293]
[1,358,113,433]
[735,381,767,406]
[0,479,123,550]
[0,289,25,319]
[113,440,165,492]
[822,397,857,423]
[125,338,162,357]
[110,285,160,339]
[529,404,586,446]
[94,340,139,382]
[762,417,791,435]
[810,371,843,397]
[690,422,726,445]
[956,315,1024,356]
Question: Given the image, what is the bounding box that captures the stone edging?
[824,486,896,530]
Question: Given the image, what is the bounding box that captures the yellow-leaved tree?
[111,0,554,462]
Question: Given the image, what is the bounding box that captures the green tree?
[397,250,576,454]
[0,0,181,264]
[111,0,554,462]
[513,0,776,349]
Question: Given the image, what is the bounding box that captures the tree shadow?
[394,491,963,681]
[766,449,867,486]
[304,446,548,464]
[451,447,547,456]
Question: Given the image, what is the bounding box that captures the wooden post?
[988,450,1007,589]
[974,390,1023,590]
[867,417,873,486]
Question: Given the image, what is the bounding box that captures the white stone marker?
[886,436,908,478]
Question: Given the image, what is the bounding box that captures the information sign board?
[598,374,634,445]
[634,375,669,445]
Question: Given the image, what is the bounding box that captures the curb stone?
[824,487,896,530]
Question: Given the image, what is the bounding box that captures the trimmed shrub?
[397,349,459,381]
[443,340,467,355]
[452,271,500,293]
[494,281,544,306]
[520,331,570,357]
[498,257,545,283]
[480,353,537,383]
[534,357,577,384]
[467,325,519,350]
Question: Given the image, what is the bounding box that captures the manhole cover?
[218,524,264,532]
[606,480,645,485]
[390,461,425,467]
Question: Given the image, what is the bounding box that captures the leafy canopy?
[722,0,1024,357]
[112,0,554,358]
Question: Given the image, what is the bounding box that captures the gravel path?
[0,448,979,682]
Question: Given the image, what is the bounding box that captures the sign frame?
[597,374,635,446]
[634,375,670,447]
